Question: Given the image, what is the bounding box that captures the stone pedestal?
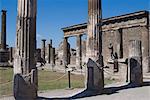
[128,40,143,85]
[86,58,104,91]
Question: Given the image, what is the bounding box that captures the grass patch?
[0,68,115,96]
[0,68,13,96]
[38,70,85,91]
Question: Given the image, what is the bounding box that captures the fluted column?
[14,0,37,99]
[86,0,104,91]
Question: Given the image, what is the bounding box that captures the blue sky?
[0,0,149,48]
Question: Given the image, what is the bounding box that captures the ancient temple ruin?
[60,10,150,82]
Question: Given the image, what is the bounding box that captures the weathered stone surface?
[47,39,52,64]
[0,10,9,66]
[41,39,46,63]
[0,10,7,50]
[128,40,143,85]
[76,35,82,69]
[86,0,104,91]
[63,37,70,68]
[14,0,37,99]
[61,11,149,81]
[86,58,104,91]
[51,47,55,66]
[9,47,13,62]
[14,69,37,100]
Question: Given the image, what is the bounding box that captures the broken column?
[0,10,9,66]
[76,35,82,69]
[41,39,46,63]
[13,0,37,99]
[86,0,104,91]
[128,40,143,86]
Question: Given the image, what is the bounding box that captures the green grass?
[0,68,13,96]
[0,67,115,96]
[38,70,85,91]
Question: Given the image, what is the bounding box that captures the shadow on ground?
[37,81,150,100]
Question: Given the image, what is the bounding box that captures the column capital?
[1,10,7,13]
[42,39,46,42]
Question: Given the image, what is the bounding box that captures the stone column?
[51,47,55,66]
[128,40,143,86]
[0,10,9,66]
[116,29,123,58]
[41,39,46,62]
[47,39,52,64]
[9,47,13,63]
[63,37,68,68]
[0,10,6,50]
[86,0,104,91]
[148,14,150,72]
[14,0,37,99]
[76,35,82,69]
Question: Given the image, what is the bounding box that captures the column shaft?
[9,47,13,62]
[1,10,7,50]
[14,0,37,99]
[51,47,55,65]
[76,35,82,69]
[86,0,104,91]
[41,39,46,62]
[63,37,68,67]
